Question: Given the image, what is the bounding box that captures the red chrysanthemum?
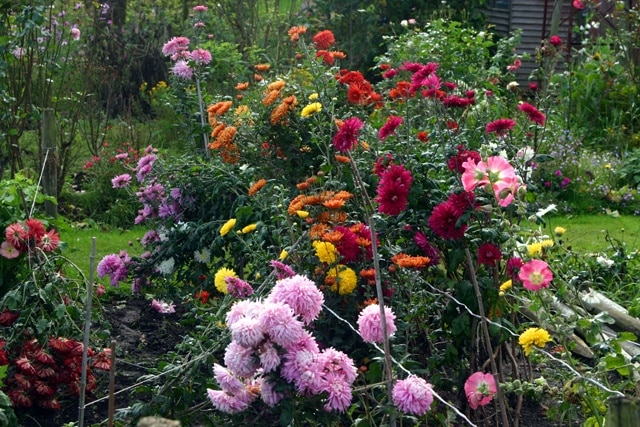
[375,164,413,216]
[332,225,360,263]
[38,229,60,252]
[506,257,524,282]
[442,95,470,108]
[477,243,502,267]
[313,30,336,49]
[333,117,364,152]
[0,309,19,326]
[5,222,27,251]
[373,153,394,177]
[485,118,516,135]
[25,218,46,241]
[518,102,546,126]
[446,191,476,217]
[378,116,403,141]
[428,201,467,240]
[447,145,481,174]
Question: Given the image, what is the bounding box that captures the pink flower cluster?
[357,304,397,343]
[208,272,358,413]
[161,35,212,80]
[1,218,60,259]
[462,155,523,207]
[96,251,131,287]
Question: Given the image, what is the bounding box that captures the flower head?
[357,304,397,343]
[518,102,546,125]
[392,376,434,416]
[172,60,194,79]
[312,30,336,49]
[111,174,132,188]
[519,327,552,356]
[301,102,322,117]
[313,240,338,264]
[554,226,566,237]
[519,259,553,291]
[226,277,254,298]
[151,299,176,314]
[220,218,237,236]
[267,274,324,324]
[378,116,403,140]
[549,35,562,47]
[0,241,20,259]
[428,201,467,240]
[326,265,357,295]
[485,118,516,135]
[215,267,237,294]
[464,372,497,409]
[333,117,364,152]
[38,230,60,252]
[477,243,502,267]
[375,164,412,216]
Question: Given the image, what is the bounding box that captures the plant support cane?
[78,237,96,427]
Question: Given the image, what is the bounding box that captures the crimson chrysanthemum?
[518,102,546,125]
[312,30,336,49]
[477,243,502,267]
[446,191,476,217]
[485,118,516,135]
[378,116,403,140]
[428,201,467,240]
[331,225,360,263]
[375,164,413,216]
[333,117,363,152]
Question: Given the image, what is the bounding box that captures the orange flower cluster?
[391,253,431,269]
[336,70,383,108]
[388,81,414,100]
[248,178,267,196]
[207,101,239,164]
[270,95,297,126]
[288,26,307,43]
[315,49,346,66]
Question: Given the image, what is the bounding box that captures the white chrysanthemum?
[194,248,211,264]
[157,257,175,275]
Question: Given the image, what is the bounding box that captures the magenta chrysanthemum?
[428,201,467,240]
[392,375,434,416]
[375,164,412,216]
[477,243,502,267]
[267,274,324,325]
[378,115,403,140]
[357,304,397,343]
[447,145,481,174]
[485,118,516,135]
[518,102,546,125]
[333,117,364,152]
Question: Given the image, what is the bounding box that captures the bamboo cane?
[78,237,96,427]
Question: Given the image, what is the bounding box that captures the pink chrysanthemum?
[213,364,244,395]
[392,375,434,416]
[464,372,497,409]
[378,116,403,140]
[270,260,296,280]
[161,36,190,56]
[111,173,132,188]
[333,117,364,152]
[428,201,467,240]
[226,276,254,298]
[206,388,253,413]
[172,60,194,79]
[229,316,264,348]
[357,304,397,343]
[224,341,259,378]
[136,153,157,182]
[322,372,353,412]
[96,253,128,287]
[225,300,262,327]
[258,302,305,348]
[281,348,320,391]
[258,341,281,372]
[191,48,212,65]
[375,164,412,216]
[259,377,283,406]
[25,218,45,241]
[267,274,324,325]
[519,259,553,291]
[485,118,516,135]
[518,102,546,125]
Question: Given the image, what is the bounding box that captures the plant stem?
[465,246,510,427]
[195,76,210,159]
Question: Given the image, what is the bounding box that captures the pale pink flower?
[191,48,212,65]
[0,241,20,259]
[392,375,434,415]
[493,175,522,207]
[357,304,397,343]
[206,388,252,413]
[225,300,262,327]
[259,377,283,406]
[224,341,259,377]
[266,274,324,324]
[317,347,357,384]
[193,5,208,11]
[322,372,353,412]
[213,364,245,394]
[172,60,193,79]
[229,316,264,348]
[258,302,305,348]
[461,158,490,191]
[70,27,80,41]
[258,340,281,372]
[111,173,132,188]
[519,259,553,291]
[464,372,497,409]
[151,299,175,314]
[162,36,190,56]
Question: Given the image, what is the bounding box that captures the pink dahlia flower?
[357,304,397,343]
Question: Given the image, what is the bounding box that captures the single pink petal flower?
[519,259,553,291]
[464,372,497,409]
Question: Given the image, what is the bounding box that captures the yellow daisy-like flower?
[296,210,309,219]
[279,249,288,260]
[241,224,257,234]
[527,242,542,257]
[220,218,237,236]
[313,240,338,264]
[327,265,357,295]
[214,267,237,294]
[499,280,512,292]
[540,239,554,249]
[554,226,566,237]
[301,102,322,117]
[518,327,552,356]
[308,93,319,100]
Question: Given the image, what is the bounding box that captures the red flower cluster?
[3,337,111,409]
[312,30,336,50]
[1,218,60,259]
[336,70,382,108]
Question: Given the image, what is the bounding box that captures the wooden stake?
[108,339,116,427]
[606,396,640,427]
[78,237,96,427]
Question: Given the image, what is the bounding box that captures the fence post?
[606,396,640,427]
[41,108,57,218]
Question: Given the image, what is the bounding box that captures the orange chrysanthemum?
[270,102,291,125]
[309,223,330,239]
[288,194,308,215]
[335,155,350,163]
[363,297,378,306]
[331,51,346,60]
[216,126,237,146]
[317,210,347,224]
[235,82,249,90]
[262,90,281,106]
[254,63,271,72]
[248,179,267,196]
[333,190,353,201]
[359,268,376,282]
[306,177,317,185]
[208,101,233,116]
[210,123,226,138]
[322,198,345,209]
[288,26,307,42]
[268,80,286,91]
[254,73,263,82]
[282,95,297,106]
[391,253,431,269]
[296,182,310,191]
[220,144,240,164]
[322,231,344,244]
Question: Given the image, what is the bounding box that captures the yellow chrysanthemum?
[296,210,309,219]
[313,240,338,264]
[279,250,288,260]
[214,267,237,294]
[301,102,322,117]
[518,327,552,356]
[220,218,237,236]
[499,280,512,292]
[527,242,542,257]
[540,239,554,249]
[308,93,319,100]
[554,226,566,237]
[327,265,357,295]
[241,224,257,234]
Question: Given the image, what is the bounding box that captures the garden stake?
[108,339,117,427]
[78,237,96,427]
[464,247,510,427]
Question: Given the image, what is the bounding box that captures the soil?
[21,296,574,427]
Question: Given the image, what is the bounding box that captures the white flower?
[158,257,175,275]
[507,81,519,90]
[536,204,557,218]
[400,20,408,27]
[194,248,211,264]
[596,255,614,268]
